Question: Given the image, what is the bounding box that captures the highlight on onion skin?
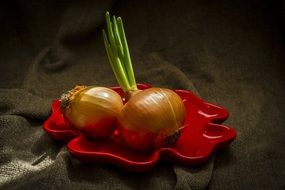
[61,86,123,139]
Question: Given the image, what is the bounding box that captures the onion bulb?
[118,88,185,150]
[119,88,185,133]
[61,85,123,139]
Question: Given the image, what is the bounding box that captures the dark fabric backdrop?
[1,0,285,189]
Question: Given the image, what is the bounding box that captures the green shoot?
[103,12,137,92]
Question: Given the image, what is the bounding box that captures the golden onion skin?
[118,88,185,150]
[64,86,123,139]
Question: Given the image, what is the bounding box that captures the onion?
[118,88,185,150]
[119,88,184,133]
[103,12,186,150]
[61,85,123,139]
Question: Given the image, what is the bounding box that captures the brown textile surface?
[1,0,285,189]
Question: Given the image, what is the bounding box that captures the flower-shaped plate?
[43,84,236,172]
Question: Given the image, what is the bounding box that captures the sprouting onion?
[103,12,185,151]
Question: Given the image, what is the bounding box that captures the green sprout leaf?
[103,12,137,92]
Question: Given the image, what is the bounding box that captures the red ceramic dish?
[43,84,236,172]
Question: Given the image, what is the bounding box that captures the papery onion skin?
[118,88,185,151]
[63,86,123,139]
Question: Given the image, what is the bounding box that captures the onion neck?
[60,85,87,112]
[125,89,142,102]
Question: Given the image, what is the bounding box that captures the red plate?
[43,84,236,172]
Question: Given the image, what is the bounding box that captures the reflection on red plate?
[43,83,236,172]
